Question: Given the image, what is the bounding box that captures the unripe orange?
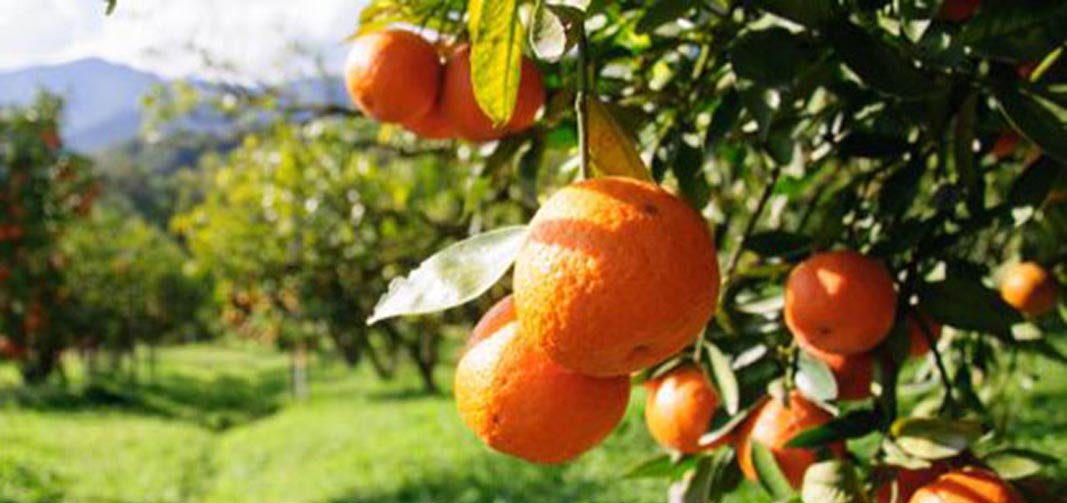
[785,250,897,355]
[644,365,724,453]
[440,45,545,142]
[344,29,442,124]
[1000,261,1058,315]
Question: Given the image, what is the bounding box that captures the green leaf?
[706,449,744,502]
[699,407,751,449]
[917,277,1023,333]
[468,0,524,126]
[668,456,713,503]
[636,0,692,34]
[529,1,570,63]
[104,0,117,15]
[587,99,654,181]
[997,86,1067,164]
[626,454,700,480]
[1009,156,1064,208]
[983,448,1059,480]
[960,1,1067,62]
[751,0,835,28]
[752,441,797,499]
[788,409,881,448]
[879,159,925,217]
[891,417,985,460]
[367,226,528,324]
[746,231,813,259]
[672,143,711,210]
[796,350,838,403]
[705,91,742,148]
[731,28,814,88]
[706,343,740,415]
[801,460,871,503]
[828,22,934,99]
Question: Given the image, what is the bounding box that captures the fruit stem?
[576,24,591,180]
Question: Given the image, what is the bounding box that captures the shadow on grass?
[320,470,602,503]
[0,368,287,431]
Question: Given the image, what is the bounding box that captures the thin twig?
[725,163,782,280]
[575,25,591,180]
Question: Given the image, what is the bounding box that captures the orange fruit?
[875,464,949,503]
[737,391,844,489]
[643,364,724,453]
[0,336,25,360]
[785,250,897,355]
[440,45,545,142]
[454,298,630,464]
[1000,261,1059,315]
[344,29,442,124]
[990,131,1020,160]
[513,177,720,377]
[909,468,1023,503]
[465,295,517,351]
[906,311,942,357]
[801,344,874,401]
[939,0,980,22]
[402,103,456,140]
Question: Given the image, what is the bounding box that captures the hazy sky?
[0,0,367,80]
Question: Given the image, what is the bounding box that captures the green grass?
[1,341,1065,503]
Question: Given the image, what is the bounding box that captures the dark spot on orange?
[642,203,659,216]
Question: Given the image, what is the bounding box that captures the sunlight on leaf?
[367,226,528,324]
[468,0,524,126]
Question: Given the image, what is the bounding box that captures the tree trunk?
[403,328,439,394]
[329,330,361,368]
[290,340,309,401]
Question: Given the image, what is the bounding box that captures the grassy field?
[1,342,1065,503]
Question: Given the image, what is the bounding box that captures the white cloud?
[0,0,367,81]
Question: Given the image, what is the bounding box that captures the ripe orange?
[440,45,545,142]
[644,364,725,453]
[0,336,25,360]
[513,177,720,377]
[909,468,1023,503]
[344,29,442,124]
[801,344,874,401]
[1000,261,1059,315]
[785,250,897,355]
[402,103,456,140]
[874,464,948,503]
[465,295,516,351]
[906,311,942,357]
[454,298,630,464]
[939,0,980,22]
[990,131,1020,160]
[736,391,844,489]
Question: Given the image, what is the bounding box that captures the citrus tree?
[347,0,1067,501]
[0,94,98,383]
[59,206,211,380]
[172,117,531,394]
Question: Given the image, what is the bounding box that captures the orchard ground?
[2,340,1067,503]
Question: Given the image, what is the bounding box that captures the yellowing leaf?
[587,99,653,181]
[468,0,524,127]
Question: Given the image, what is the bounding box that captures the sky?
[0,0,367,81]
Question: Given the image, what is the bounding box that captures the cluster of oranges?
[454,177,721,463]
[453,177,1057,500]
[344,29,545,142]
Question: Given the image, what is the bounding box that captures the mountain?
[0,58,163,152]
[0,58,350,152]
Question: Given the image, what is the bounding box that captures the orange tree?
[0,94,97,383]
[171,116,532,394]
[352,0,1067,501]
